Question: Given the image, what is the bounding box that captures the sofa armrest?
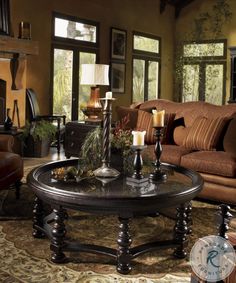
[0,135,14,152]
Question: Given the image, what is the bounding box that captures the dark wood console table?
[65,121,100,158]
[27,159,203,274]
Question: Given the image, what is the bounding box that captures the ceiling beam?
[160,0,196,18]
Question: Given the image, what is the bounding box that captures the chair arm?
[0,135,14,152]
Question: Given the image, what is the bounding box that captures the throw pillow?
[116,106,139,129]
[136,110,176,145]
[183,116,229,151]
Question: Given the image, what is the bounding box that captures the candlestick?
[132,131,146,146]
[126,145,148,184]
[105,91,113,99]
[149,127,167,182]
[152,109,165,127]
[93,96,120,178]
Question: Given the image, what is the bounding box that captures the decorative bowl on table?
[51,166,94,182]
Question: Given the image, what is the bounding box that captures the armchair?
[0,135,23,199]
[26,88,66,153]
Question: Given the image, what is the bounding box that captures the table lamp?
[80,64,109,121]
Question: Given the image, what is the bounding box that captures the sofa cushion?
[143,144,193,166]
[181,151,236,177]
[173,126,190,146]
[223,114,236,157]
[136,110,155,144]
[136,110,176,145]
[116,106,139,129]
[183,116,228,151]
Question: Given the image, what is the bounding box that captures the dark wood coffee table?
[27,158,203,274]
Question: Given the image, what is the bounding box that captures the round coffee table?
[27,158,203,274]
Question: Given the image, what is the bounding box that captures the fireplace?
[0,79,6,124]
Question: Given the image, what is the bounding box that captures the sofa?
[116,99,236,205]
[0,135,23,199]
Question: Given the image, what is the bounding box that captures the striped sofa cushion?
[183,116,228,151]
[136,110,175,145]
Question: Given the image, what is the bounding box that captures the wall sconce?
[80,64,109,121]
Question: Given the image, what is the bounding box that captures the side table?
[65,121,100,158]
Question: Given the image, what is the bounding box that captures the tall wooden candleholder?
[126,145,148,185]
[149,127,167,182]
[93,97,120,178]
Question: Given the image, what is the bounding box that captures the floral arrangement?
[111,114,132,152]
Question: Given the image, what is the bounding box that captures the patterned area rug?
[0,159,220,282]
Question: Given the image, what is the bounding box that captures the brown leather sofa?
[0,135,23,198]
[116,99,236,205]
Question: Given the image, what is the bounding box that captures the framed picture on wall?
[0,0,10,35]
[111,62,125,93]
[111,28,127,60]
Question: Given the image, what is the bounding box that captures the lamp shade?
[80,64,109,85]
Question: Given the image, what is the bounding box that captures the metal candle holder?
[93,98,120,178]
[149,127,167,182]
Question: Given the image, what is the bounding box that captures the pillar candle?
[132,131,146,146]
[152,109,165,127]
[105,91,112,99]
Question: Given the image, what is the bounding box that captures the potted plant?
[22,120,57,157]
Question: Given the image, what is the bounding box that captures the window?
[132,32,161,103]
[54,17,97,43]
[182,40,226,105]
[51,12,99,121]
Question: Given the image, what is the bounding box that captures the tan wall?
[0,59,26,127]
[10,0,175,118]
[175,0,235,103]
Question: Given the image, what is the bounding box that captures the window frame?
[52,11,99,48]
[50,12,99,121]
[181,39,227,105]
[132,31,161,103]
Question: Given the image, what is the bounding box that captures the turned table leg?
[117,217,132,274]
[32,197,45,238]
[186,202,193,234]
[173,203,188,258]
[50,206,66,263]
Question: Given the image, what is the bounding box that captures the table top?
[27,158,203,215]
[0,125,23,135]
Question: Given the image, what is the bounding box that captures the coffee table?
[27,158,203,274]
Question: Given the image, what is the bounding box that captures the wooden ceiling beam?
[160,0,196,18]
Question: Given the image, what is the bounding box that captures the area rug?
[0,160,221,282]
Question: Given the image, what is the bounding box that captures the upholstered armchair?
[0,135,23,199]
[26,88,66,153]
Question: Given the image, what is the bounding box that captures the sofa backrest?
[131,99,236,153]
[135,99,236,127]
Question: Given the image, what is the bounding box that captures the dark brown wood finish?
[27,159,203,274]
[160,0,196,18]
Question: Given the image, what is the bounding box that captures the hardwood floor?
[23,147,67,167]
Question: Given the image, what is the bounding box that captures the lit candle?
[105,91,113,99]
[132,131,146,146]
[152,109,165,127]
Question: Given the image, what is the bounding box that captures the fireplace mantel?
[0,35,38,56]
